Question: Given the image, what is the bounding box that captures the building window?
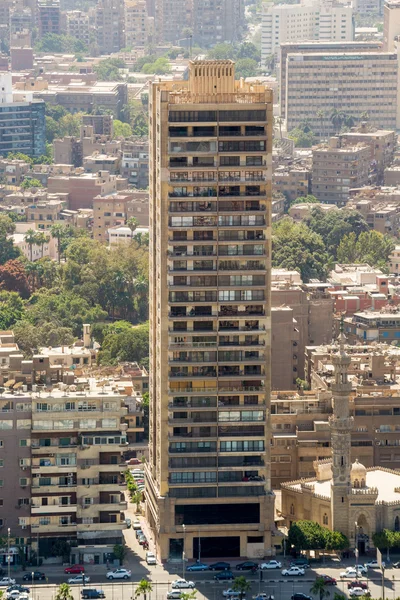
[19,439,28,447]
[323,513,328,525]
[19,478,28,486]
[0,459,3,467]
[290,504,295,516]
[354,479,360,488]
[395,516,400,532]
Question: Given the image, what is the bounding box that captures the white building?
[261,0,354,61]
[10,223,58,261]
[108,225,148,245]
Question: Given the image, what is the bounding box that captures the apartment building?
[0,159,30,185]
[273,166,311,203]
[285,52,398,136]
[279,41,382,118]
[312,138,371,206]
[192,0,245,47]
[125,0,149,48]
[340,127,396,184]
[262,0,354,61]
[95,0,125,54]
[30,386,128,562]
[82,115,114,137]
[146,60,274,560]
[0,73,45,158]
[93,191,135,242]
[26,198,67,228]
[342,311,400,344]
[154,0,193,43]
[65,10,90,46]
[37,0,61,36]
[389,245,400,274]
[121,139,149,189]
[84,154,121,174]
[47,171,126,210]
[384,0,400,50]
[346,197,400,236]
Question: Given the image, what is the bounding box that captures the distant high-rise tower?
[95,0,124,54]
[37,0,60,36]
[193,0,245,47]
[124,0,149,48]
[329,329,354,538]
[154,0,192,43]
[145,60,275,561]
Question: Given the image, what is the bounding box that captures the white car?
[349,588,371,597]
[6,592,24,599]
[223,590,244,598]
[365,560,385,569]
[68,575,91,585]
[281,567,305,576]
[146,551,157,565]
[171,580,195,589]
[260,560,282,570]
[0,580,16,587]
[133,519,141,530]
[340,567,367,578]
[106,569,132,580]
[167,592,182,600]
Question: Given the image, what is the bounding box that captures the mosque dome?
[351,459,367,488]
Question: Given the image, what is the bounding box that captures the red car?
[321,575,337,586]
[64,565,85,574]
[348,581,368,590]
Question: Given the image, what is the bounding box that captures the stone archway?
[356,514,370,555]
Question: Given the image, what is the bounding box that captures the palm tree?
[132,490,142,513]
[232,576,251,600]
[24,229,38,261]
[127,216,138,236]
[275,116,284,140]
[135,579,153,600]
[330,108,345,135]
[55,584,74,600]
[316,110,325,141]
[50,224,65,264]
[360,111,370,122]
[344,114,355,129]
[36,232,50,258]
[310,577,331,600]
[25,261,38,293]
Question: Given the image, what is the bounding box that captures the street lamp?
[354,522,359,576]
[31,571,34,600]
[7,527,10,582]
[182,524,186,580]
[198,526,201,563]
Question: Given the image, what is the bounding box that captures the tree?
[50,224,65,263]
[235,58,258,78]
[307,207,369,260]
[127,217,138,234]
[142,391,149,438]
[132,490,142,513]
[21,178,43,189]
[135,579,153,600]
[35,232,50,258]
[272,218,328,282]
[310,578,331,600]
[55,584,74,600]
[288,520,326,552]
[0,215,20,265]
[113,543,126,565]
[236,42,260,62]
[232,576,251,600]
[288,127,315,148]
[0,259,30,298]
[337,230,395,269]
[0,292,25,330]
[372,530,396,560]
[330,108,345,134]
[141,57,171,74]
[98,321,149,365]
[324,530,349,552]
[94,58,124,81]
[24,229,39,262]
[51,540,71,561]
[275,116,284,140]
[35,33,88,54]
[208,43,236,60]
[113,120,133,138]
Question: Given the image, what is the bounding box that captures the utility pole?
[7,528,11,582]
[182,524,186,580]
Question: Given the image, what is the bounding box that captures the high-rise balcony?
[218,425,265,437]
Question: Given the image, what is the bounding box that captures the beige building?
[312,138,371,206]
[93,191,136,242]
[273,166,311,204]
[145,60,275,561]
[389,244,400,274]
[48,171,126,211]
[65,10,89,45]
[281,339,400,549]
[192,0,245,47]
[124,0,149,48]
[384,0,400,51]
[95,0,125,54]
[285,52,398,136]
[340,127,396,184]
[154,0,193,43]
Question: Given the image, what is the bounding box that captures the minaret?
[329,323,353,537]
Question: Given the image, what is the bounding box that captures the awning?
[13,381,24,389]
[78,530,122,540]
[4,380,15,388]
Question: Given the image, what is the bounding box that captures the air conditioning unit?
[21,467,27,471]
[21,526,26,530]
[68,473,74,477]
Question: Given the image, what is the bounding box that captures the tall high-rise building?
[124,0,149,48]
[154,0,192,43]
[0,73,45,158]
[192,0,245,47]
[65,10,90,46]
[145,60,275,561]
[37,0,61,36]
[383,0,400,50]
[95,0,125,54]
[261,0,354,61]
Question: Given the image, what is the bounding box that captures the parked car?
[23,573,45,582]
[291,595,312,600]
[146,552,157,565]
[236,562,258,571]
[214,571,234,581]
[349,588,371,597]
[290,559,310,568]
[0,577,15,586]
[125,518,132,529]
[138,536,148,546]
[365,560,385,569]
[171,580,195,589]
[65,566,85,574]
[81,590,106,599]
[106,569,131,580]
[68,575,91,585]
[209,562,231,571]
[348,581,368,590]
[340,567,367,578]
[260,561,281,570]
[187,563,208,572]
[319,575,337,586]
[133,520,141,530]
[222,590,244,598]
[6,591,26,600]
[253,595,274,600]
[135,529,143,539]
[281,567,305,577]
[166,592,182,600]
[7,586,30,594]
